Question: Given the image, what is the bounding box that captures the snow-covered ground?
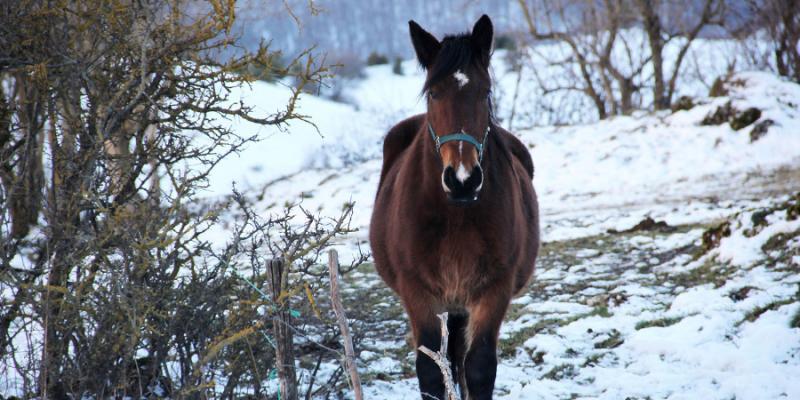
[197,56,800,399]
[2,25,797,398]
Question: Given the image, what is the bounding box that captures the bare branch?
[418,312,459,400]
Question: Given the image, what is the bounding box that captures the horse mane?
[422,33,481,94]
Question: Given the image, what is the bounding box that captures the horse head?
[409,15,494,204]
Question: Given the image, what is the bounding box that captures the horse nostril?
[443,166,457,192]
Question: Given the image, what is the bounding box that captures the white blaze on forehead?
[453,70,469,89]
[455,163,470,183]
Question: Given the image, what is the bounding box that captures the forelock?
[422,33,479,94]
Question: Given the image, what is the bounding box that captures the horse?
[369,14,540,400]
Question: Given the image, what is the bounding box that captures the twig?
[418,312,458,400]
[327,249,363,400]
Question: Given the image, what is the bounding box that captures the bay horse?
[369,15,540,400]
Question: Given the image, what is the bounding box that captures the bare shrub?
[515,0,725,120]
[0,1,365,398]
[734,0,800,82]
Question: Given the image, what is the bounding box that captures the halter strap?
[427,121,490,162]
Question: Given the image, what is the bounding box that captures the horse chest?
[413,217,509,302]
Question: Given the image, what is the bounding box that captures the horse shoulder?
[497,127,534,180]
[378,114,424,190]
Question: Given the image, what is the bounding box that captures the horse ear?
[409,20,440,69]
[471,14,493,65]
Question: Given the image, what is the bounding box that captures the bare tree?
[636,0,725,109]
[515,0,725,118]
[736,0,800,83]
[517,0,646,119]
[0,0,340,398]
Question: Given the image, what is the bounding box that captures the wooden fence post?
[327,249,363,400]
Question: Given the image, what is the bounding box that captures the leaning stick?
[418,312,459,400]
[327,249,363,400]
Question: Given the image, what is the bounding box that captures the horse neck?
[416,115,447,202]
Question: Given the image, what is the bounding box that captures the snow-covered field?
[195,44,800,399]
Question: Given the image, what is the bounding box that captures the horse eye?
[428,90,439,100]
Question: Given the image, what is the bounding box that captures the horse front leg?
[464,290,510,400]
[403,291,446,400]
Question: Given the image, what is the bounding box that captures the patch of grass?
[762,229,800,253]
[499,306,612,358]
[590,305,612,318]
[582,353,604,367]
[594,329,623,349]
[499,318,559,358]
[688,254,741,287]
[635,316,683,330]
[317,173,339,186]
[791,307,800,329]
[542,363,578,381]
[737,298,797,327]
[667,259,732,289]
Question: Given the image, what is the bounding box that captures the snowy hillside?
[6,2,799,398]
[207,68,800,244]
[197,55,800,399]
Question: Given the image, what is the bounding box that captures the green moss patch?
[635,316,684,330]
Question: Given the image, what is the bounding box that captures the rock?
[701,221,731,251]
[729,286,754,302]
[730,107,761,130]
[608,216,676,234]
[749,119,775,142]
[701,101,735,126]
[671,96,695,112]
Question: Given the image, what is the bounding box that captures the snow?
[5,31,800,399]
[717,209,800,267]
[221,64,797,398]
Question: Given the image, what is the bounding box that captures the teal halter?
[427,121,490,162]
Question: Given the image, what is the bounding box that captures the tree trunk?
[637,0,668,110]
[5,76,45,239]
[269,259,298,400]
[40,78,84,398]
[776,1,800,82]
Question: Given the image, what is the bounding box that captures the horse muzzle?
[442,164,483,204]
